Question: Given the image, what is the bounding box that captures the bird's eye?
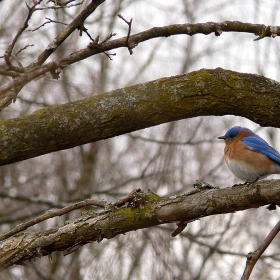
[229,134,234,139]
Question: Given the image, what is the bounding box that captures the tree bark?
[1,20,279,100]
[0,180,279,271]
[1,68,280,166]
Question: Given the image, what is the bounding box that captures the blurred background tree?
[0,0,280,279]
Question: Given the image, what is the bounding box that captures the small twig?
[79,25,94,40]
[99,32,117,45]
[15,44,34,56]
[117,14,133,55]
[171,221,188,237]
[103,52,116,60]
[4,0,43,69]
[29,17,68,32]
[0,82,25,109]
[0,191,68,207]
[241,220,280,280]
[47,0,73,6]
[10,55,24,68]
[128,134,215,146]
[171,217,201,237]
[36,0,85,10]
[0,198,110,242]
[117,14,131,26]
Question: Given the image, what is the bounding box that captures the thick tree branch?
[0,21,279,108]
[0,180,280,271]
[0,68,280,166]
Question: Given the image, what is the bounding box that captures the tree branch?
[4,1,43,71]
[0,180,280,271]
[0,68,280,166]
[30,0,105,67]
[241,220,280,280]
[0,198,110,242]
[0,20,279,109]
[0,0,106,107]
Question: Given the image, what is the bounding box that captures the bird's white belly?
[226,159,269,181]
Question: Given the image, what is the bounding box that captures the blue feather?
[242,135,280,166]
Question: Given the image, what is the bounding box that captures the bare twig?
[1,21,280,109]
[10,55,24,68]
[78,25,94,40]
[128,134,215,145]
[99,32,117,45]
[0,198,111,242]
[118,14,133,55]
[241,220,280,280]
[171,221,189,237]
[4,0,43,71]
[29,0,105,68]
[0,0,105,109]
[103,52,116,60]
[36,0,85,10]
[29,17,68,32]
[0,191,69,207]
[15,44,35,56]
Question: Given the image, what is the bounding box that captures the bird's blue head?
[218,126,254,142]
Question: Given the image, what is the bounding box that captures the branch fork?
[118,14,134,54]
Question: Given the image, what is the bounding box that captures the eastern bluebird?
[218,126,280,184]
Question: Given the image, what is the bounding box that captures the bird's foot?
[232,181,248,188]
[232,177,259,187]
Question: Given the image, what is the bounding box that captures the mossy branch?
[1,68,280,166]
[0,180,279,270]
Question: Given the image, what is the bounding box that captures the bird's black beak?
[217,135,226,140]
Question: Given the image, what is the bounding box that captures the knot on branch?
[215,26,222,36]
[270,26,278,38]
[254,25,279,41]
[193,180,219,190]
[87,33,117,60]
[114,189,146,208]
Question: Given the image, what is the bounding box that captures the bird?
[218,126,280,184]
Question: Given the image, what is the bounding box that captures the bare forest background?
[1,0,280,279]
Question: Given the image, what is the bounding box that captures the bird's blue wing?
[242,135,280,165]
